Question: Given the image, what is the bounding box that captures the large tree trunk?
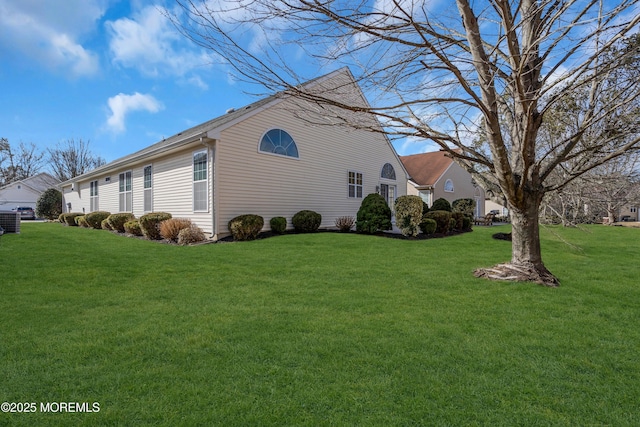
[475,194,560,287]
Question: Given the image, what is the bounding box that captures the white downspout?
[200,137,217,240]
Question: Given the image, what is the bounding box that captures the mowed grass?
[1,222,639,426]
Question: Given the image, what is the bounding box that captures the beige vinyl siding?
[62,144,214,234]
[214,98,405,235]
[148,146,213,234]
[433,162,478,204]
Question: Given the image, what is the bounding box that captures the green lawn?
[1,222,639,426]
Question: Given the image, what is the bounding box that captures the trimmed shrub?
[449,217,457,232]
[394,195,423,237]
[431,198,452,212]
[452,198,476,218]
[451,212,465,231]
[270,216,287,234]
[425,210,452,234]
[335,216,355,232]
[36,188,63,220]
[101,218,112,230]
[139,212,172,240]
[420,218,437,235]
[462,216,472,231]
[356,193,392,234]
[107,213,136,233]
[75,215,89,228]
[124,220,143,236]
[62,213,84,226]
[58,213,66,223]
[178,224,206,246]
[422,201,430,215]
[292,210,322,233]
[160,218,194,242]
[85,211,111,229]
[228,214,264,241]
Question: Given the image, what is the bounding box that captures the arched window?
[381,163,396,180]
[259,129,299,158]
[444,179,454,192]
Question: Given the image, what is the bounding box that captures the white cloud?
[0,0,103,76]
[106,92,164,133]
[106,5,214,81]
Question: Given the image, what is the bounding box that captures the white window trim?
[143,164,153,213]
[90,180,99,212]
[380,163,397,181]
[118,171,132,212]
[348,170,364,199]
[193,149,209,212]
[444,179,454,193]
[257,128,301,160]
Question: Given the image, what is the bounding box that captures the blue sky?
[2,0,425,164]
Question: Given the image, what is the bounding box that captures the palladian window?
[381,163,396,180]
[259,129,299,158]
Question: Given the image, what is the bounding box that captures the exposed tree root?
[474,263,560,287]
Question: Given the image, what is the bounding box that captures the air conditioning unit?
[0,211,20,233]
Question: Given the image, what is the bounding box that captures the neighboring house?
[617,205,638,222]
[400,150,485,218]
[61,68,408,239]
[0,172,61,213]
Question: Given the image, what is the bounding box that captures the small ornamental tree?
[356,193,391,234]
[35,188,62,220]
[394,195,423,237]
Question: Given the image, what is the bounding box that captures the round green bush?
[62,212,84,226]
[462,216,472,231]
[139,212,172,240]
[292,210,322,233]
[75,215,89,227]
[451,212,464,231]
[228,214,264,241]
[107,213,136,233]
[85,211,111,229]
[356,193,391,234]
[425,210,452,234]
[36,188,63,220]
[431,198,452,212]
[124,219,143,236]
[420,218,437,235]
[452,198,475,218]
[270,216,287,234]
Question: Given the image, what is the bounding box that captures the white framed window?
[90,180,99,212]
[259,129,299,158]
[143,165,153,213]
[193,150,208,212]
[119,171,132,212]
[348,171,363,198]
[444,179,454,192]
[381,163,396,180]
[418,190,431,207]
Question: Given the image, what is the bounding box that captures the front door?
[380,184,396,210]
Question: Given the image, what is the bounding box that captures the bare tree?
[172,0,640,285]
[47,139,106,182]
[0,138,45,186]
